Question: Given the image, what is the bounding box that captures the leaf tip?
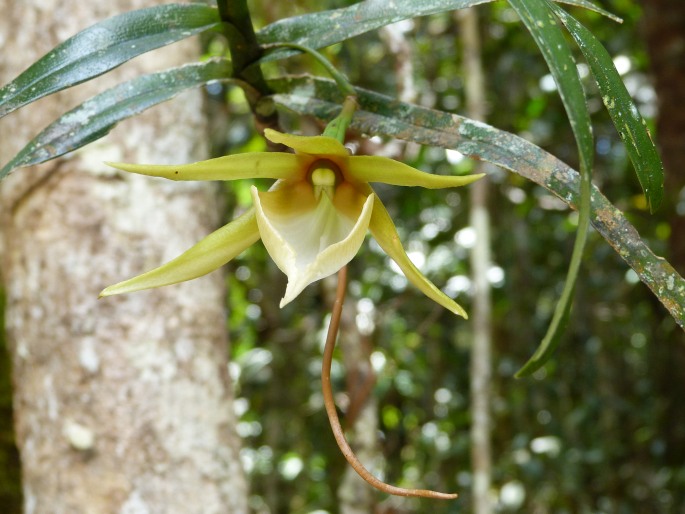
[0,164,14,181]
[514,359,539,379]
[98,288,113,299]
[99,281,132,298]
[647,186,664,213]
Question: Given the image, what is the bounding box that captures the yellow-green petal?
[347,155,484,189]
[99,208,260,297]
[264,128,349,157]
[105,152,308,181]
[368,195,468,318]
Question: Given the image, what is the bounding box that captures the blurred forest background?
[1,0,684,512]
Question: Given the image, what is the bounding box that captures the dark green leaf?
[269,74,685,337]
[0,60,233,179]
[556,0,622,22]
[257,0,618,62]
[0,3,220,118]
[508,0,594,175]
[551,3,664,211]
[506,0,594,377]
[258,0,487,58]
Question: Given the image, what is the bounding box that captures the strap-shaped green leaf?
[551,3,664,212]
[0,60,233,179]
[257,0,618,62]
[258,0,487,58]
[506,0,594,377]
[0,3,220,118]
[269,76,684,367]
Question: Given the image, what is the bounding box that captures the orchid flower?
[100,129,482,317]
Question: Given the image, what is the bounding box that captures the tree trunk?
[458,8,494,514]
[337,300,378,514]
[0,1,248,513]
[642,0,685,269]
[641,0,685,467]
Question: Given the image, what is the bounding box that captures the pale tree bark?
[337,300,378,514]
[0,1,248,513]
[457,8,494,514]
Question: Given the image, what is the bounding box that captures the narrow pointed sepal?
[251,184,374,307]
[347,156,484,189]
[368,196,468,318]
[99,208,260,297]
[264,128,349,157]
[105,152,307,181]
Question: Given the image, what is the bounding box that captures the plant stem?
[263,43,356,97]
[217,0,262,84]
[323,95,358,143]
[217,0,278,131]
